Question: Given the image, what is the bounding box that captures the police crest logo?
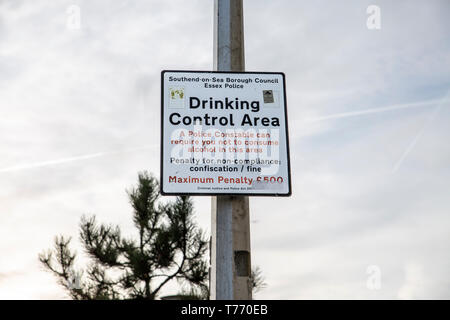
[262,89,279,107]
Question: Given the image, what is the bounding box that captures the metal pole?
[210,0,252,300]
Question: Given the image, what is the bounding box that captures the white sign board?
[161,70,291,196]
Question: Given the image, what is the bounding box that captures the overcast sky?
[0,0,449,299]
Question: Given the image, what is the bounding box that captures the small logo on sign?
[263,90,274,103]
[262,90,279,107]
[169,87,185,108]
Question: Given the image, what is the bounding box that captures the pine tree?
[39,171,209,300]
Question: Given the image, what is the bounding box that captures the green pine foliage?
[39,171,209,300]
